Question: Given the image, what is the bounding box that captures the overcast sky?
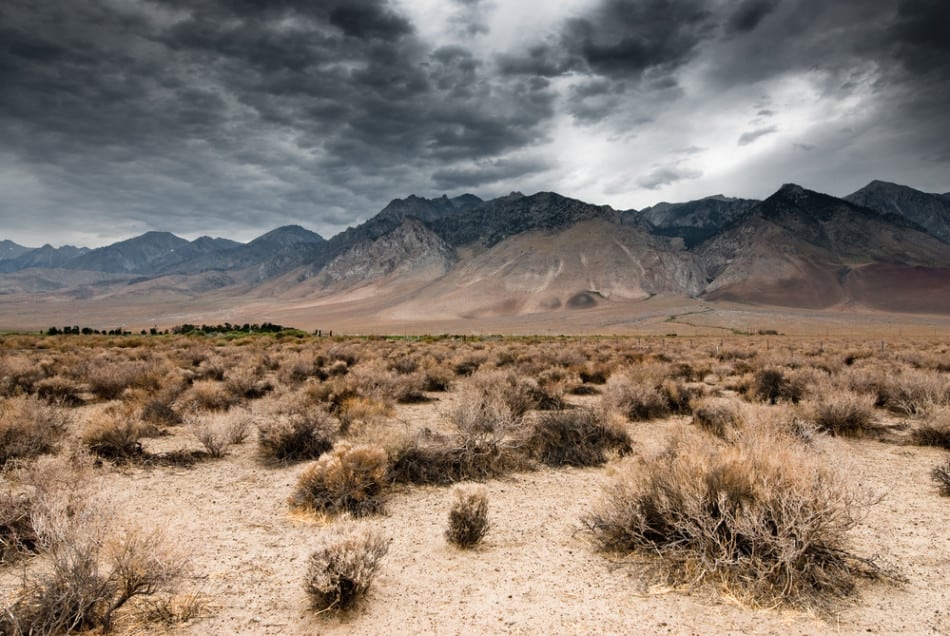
[1,0,948,247]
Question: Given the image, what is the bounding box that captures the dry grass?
[445,485,490,548]
[583,425,884,609]
[304,523,390,614]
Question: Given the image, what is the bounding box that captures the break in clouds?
[0,0,948,246]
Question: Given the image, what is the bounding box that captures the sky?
[1,0,949,247]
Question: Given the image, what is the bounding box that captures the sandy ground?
[4,291,950,338]
[80,404,950,635]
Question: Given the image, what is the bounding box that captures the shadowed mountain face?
[845,180,950,243]
[2,181,950,318]
[0,240,31,261]
[635,195,759,248]
[697,184,950,309]
[0,244,89,273]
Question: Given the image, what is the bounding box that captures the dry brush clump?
[187,410,252,458]
[601,372,670,422]
[0,395,71,467]
[304,523,390,614]
[806,388,877,437]
[690,397,743,439]
[1,454,186,634]
[81,404,146,461]
[0,489,38,564]
[872,368,950,416]
[179,379,240,412]
[750,367,805,404]
[523,408,631,467]
[257,397,339,464]
[388,389,528,485]
[912,409,950,449]
[583,426,885,609]
[289,442,388,516]
[445,485,490,548]
[932,457,950,496]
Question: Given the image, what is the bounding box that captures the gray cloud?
[726,0,779,34]
[432,156,552,189]
[0,0,557,243]
[637,165,703,190]
[0,0,949,246]
[499,0,715,83]
[738,126,778,146]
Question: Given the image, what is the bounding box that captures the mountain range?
[2,179,949,327]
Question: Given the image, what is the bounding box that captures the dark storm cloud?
[0,0,561,244]
[726,0,779,34]
[1,0,949,246]
[500,0,714,82]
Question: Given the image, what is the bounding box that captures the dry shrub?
[225,364,273,400]
[661,378,697,415]
[912,409,950,449]
[0,490,38,564]
[751,368,803,404]
[0,396,70,467]
[468,370,546,416]
[421,365,453,392]
[445,485,489,548]
[34,375,86,406]
[289,442,388,516]
[3,522,183,634]
[188,410,252,458]
[0,354,49,397]
[387,435,526,485]
[933,458,950,496]
[82,405,146,460]
[583,426,884,609]
[877,368,949,416]
[387,387,530,485]
[602,374,670,422]
[445,388,520,439]
[691,397,742,439]
[524,408,631,467]
[304,523,389,614]
[181,379,239,411]
[141,397,183,427]
[85,360,161,401]
[807,390,877,436]
[257,404,338,464]
[1,454,185,634]
[350,362,427,404]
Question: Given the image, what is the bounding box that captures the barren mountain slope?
[698,184,950,309]
[381,218,703,320]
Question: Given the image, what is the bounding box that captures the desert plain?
[0,321,949,635]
